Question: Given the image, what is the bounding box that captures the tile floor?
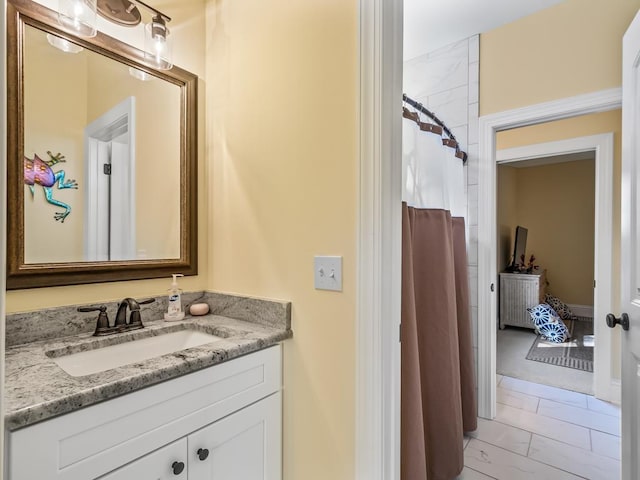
[457,375,621,480]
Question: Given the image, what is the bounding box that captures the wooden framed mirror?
[6,0,198,289]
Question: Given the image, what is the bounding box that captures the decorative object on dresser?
[499,270,547,330]
[518,253,539,274]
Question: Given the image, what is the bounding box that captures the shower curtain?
[401,111,477,480]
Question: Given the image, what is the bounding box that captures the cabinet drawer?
[98,438,188,480]
[8,345,281,480]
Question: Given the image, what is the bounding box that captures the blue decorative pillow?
[527,303,559,329]
[537,321,571,343]
[526,303,570,343]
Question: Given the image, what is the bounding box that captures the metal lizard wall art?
[24,150,78,223]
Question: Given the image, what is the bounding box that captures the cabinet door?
[98,438,188,480]
[188,392,282,480]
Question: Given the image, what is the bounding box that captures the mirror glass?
[7,0,197,289]
[23,24,181,263]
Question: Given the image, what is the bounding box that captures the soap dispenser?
[164,273,185,321]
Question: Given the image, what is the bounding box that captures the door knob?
[197,448,209,461]
[171,461,185,475]
[606,313,630,331]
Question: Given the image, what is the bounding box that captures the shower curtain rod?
[403,93,468,163]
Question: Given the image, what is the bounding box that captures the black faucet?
[78,298,155,336]
[115,297,156,331]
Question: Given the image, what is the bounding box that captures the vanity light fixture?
[97,0,173,70]
[46,33,84,53]
[59,0,173,69]
[58,0,98,38]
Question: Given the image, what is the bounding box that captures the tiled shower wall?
[403,35,481,381]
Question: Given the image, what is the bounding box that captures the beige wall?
[498,161,596,306]
[480,0,640,115]
[497,165,518,274]
[7,0,207,311]
[23,26,86,263]
[86,55,182,260]
[205,0,357,478]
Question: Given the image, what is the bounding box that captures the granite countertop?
[4,292,292,431]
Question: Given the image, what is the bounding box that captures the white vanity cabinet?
[100,393,282,480]
[7,345,283,480]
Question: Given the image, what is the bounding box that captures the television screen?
[512,226,528,269]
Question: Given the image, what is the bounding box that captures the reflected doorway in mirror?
[84,96,136,262]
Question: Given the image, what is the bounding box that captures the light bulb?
[58,0,97,38]
[128,67,155,82]
[145,16,173,70]
[46,34,84,54]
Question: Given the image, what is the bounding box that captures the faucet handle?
[78,305,111,336]
[77,305,107,313]
[128,298,155,328]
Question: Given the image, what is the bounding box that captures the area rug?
[525,317,594,372]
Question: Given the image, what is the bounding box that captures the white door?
[98,438,188,479]
[84,97,136,261]
[187,392,282,480]
[109,136,135,260]
[621,10,640,480]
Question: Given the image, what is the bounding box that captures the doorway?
[477,90,622,419]
[495,136,611,396]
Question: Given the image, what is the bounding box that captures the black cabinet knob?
[197,448,210,461]
[606,313,630,331]
[172,461,185,475]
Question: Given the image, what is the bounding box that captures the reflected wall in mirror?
[24,25,181,263]
[7,0,198,289]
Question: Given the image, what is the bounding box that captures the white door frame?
[496,133,617,402]
[0,0,6,473]
[477,88,622,418]
[356,0,403,478]
[84,96,136,261]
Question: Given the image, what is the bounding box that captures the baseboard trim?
[567,304,594,318]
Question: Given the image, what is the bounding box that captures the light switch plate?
[314,256,343,291]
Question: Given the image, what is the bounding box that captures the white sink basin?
[52,330,224,377]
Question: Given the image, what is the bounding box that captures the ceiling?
[403,0,566,61]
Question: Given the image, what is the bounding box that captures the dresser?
[499,270,547,330]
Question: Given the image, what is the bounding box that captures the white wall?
[403,34,481,382]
